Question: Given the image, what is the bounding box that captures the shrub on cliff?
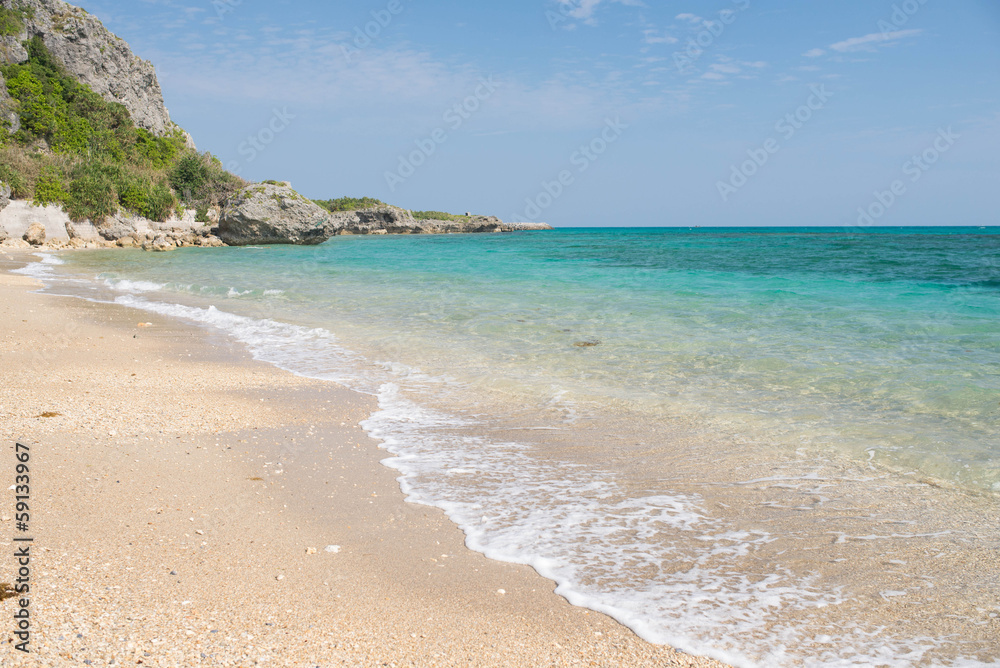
[314,196,386,212]
[413,210,471,222]
[169,152,243,206]
[0,4,32,37]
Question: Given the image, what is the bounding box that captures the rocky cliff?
[0,0,181,139]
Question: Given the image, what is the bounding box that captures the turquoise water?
[28,227,1000,666]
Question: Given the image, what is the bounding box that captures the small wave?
[12,253,62,278]
[104,278,167,293]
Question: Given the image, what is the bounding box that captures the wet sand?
[0,249,727,667]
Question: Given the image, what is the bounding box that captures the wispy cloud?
[801,29,923,60]
[674,13,704,24]
[554,0,645,25]
[830,29,924,53]
[698,56,766,84]
[642,28,677,45]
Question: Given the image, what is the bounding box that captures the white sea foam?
[103,278,167,293]
[112,295,374,391]
[12,253,63,278]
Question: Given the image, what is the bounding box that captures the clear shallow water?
[22,227,1000,666]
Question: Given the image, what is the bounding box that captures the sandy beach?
[0,248,726,667]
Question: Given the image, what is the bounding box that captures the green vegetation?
[0,36,244,223]
[412,210,471,222]
[314,196,386,212]
[311,197,474,221]
[0,4,32,37]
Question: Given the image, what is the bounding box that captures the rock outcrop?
[330,209,552,235]
[22,220,45,245]
[0,0,179,138]
[0,181,10,211]
[218,183,333,246]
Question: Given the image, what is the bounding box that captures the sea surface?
[20,227,1000,667]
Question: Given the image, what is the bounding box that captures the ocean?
[20,227,1000,667]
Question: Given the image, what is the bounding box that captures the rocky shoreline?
[0,181,553,252]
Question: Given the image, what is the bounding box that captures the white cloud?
[829,29,923,53]
[695,57,767,84]
[803,48,826,58]
[675,13,703,23]
[555,0,645,24]
[642,29,677,45]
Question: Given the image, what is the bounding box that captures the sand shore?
[0,249,727,667]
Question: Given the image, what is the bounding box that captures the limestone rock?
[218,183,334,246]
[150,235,174,252]
[1,0,176,137]
[96,212,139,240]
[23,221,46,245]
[501,222,554,231]
[0,181,10,212]
[0,223,7,242]
[329,209,553,235]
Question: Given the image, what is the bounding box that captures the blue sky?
[79,0,1000,226]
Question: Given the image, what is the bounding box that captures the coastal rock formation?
[218,183,333,246]
[0,181,10,211]
[500,222,553,231]
[0,0,180,138]
[329,208,553,236]
[22,220,45,245]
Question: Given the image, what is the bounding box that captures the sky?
[76,0,1000,226]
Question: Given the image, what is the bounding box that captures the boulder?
[96,212,139,241]
[0,224,8,242]
[150,235,174,252]
[23,222,46,246]
[0,181,11,212]
[218,183,334,246]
